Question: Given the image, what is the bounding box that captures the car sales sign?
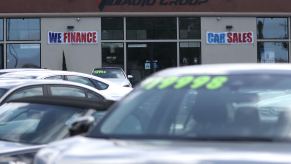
[207,32,254,44]
[48,31,97,44]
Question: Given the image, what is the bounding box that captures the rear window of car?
[92,68,125,79]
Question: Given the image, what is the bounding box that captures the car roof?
[0,70,117,85]
[153,63,291,77]
[93,67,124,70]
[0,79,94,90]
[0,68,48,73]
[7,96,115,111]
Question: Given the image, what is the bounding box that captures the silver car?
[0,70,133,100]
[36,64,291,163]
[0,79,115,103]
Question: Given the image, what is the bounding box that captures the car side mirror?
[68,115,95,136]
[127,75,133,79]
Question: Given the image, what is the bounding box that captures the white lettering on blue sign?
[207,32,227,44]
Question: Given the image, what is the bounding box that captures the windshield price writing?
[141,76,228,90]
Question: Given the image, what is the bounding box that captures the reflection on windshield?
[92,68,125,79]
[90,74,291,141]
[0,103,86,145]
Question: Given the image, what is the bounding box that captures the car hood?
[36,136,291,163]
[0,140,43,155]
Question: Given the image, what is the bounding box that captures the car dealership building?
[0,0,290,84]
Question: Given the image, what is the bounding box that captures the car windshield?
[89,73,291,141]
[92,68,125,79]
[0,102,88,145]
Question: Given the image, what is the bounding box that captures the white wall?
[41,17,101,74]
[201,17,257,64]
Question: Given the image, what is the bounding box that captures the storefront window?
[102,43,124,69]
[0,45,3,69]
[127,17,176,40]
[0,19,3,41]
[179,17,201,39]
[258,42,288,63]
[180,42,201,66]
[257,18,288,39]
[7,44,40,68]
[101,17,123,40]
[7,18,40,41]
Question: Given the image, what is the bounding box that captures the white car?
[92,67,133,88]
[0,79,115,102]
[36,63,291,163]
[0,70,132,100]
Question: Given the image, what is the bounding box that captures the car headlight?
[34,148,60,164]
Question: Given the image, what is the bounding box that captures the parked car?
[0,96,114,163]
[36,64,291,163]
[0,70,132,100]
[92,67,133,87]
[0,79,115,103]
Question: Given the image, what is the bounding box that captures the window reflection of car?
[36,64,291,163]
[92,67,133,88]
[0,79,115,104]
[0,70,133,100]
[0,96,114,163]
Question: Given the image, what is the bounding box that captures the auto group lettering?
[48,31,97,44]
[207,32,254,44]
[98,0,208,11]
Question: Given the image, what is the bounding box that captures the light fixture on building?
[67,25,74,30]
[76,17,81,22]
[226,25,233,31]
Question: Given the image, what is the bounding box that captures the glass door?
[127,42,177,86]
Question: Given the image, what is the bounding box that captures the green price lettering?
[206,76,228,90]
[94,70,106,74]
[158,77,178,89]
[174,76,194,89]
[142,78,162,90]
[191,76,210,89]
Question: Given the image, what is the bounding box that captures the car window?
[92,68,125,79]
[66,75,95,88]
[0,88,8,98]
[6,86,43,102]
[49,86,86,98]
[0,103,86,144]
[44,75,63,80]
[87,91,104,101]
[90,79,109,90]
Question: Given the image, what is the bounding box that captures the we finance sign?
[207,32,254,44]
[48,31,97,44]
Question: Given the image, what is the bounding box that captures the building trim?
[1,12,291,17]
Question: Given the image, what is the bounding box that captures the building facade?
[0,0,290,84]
